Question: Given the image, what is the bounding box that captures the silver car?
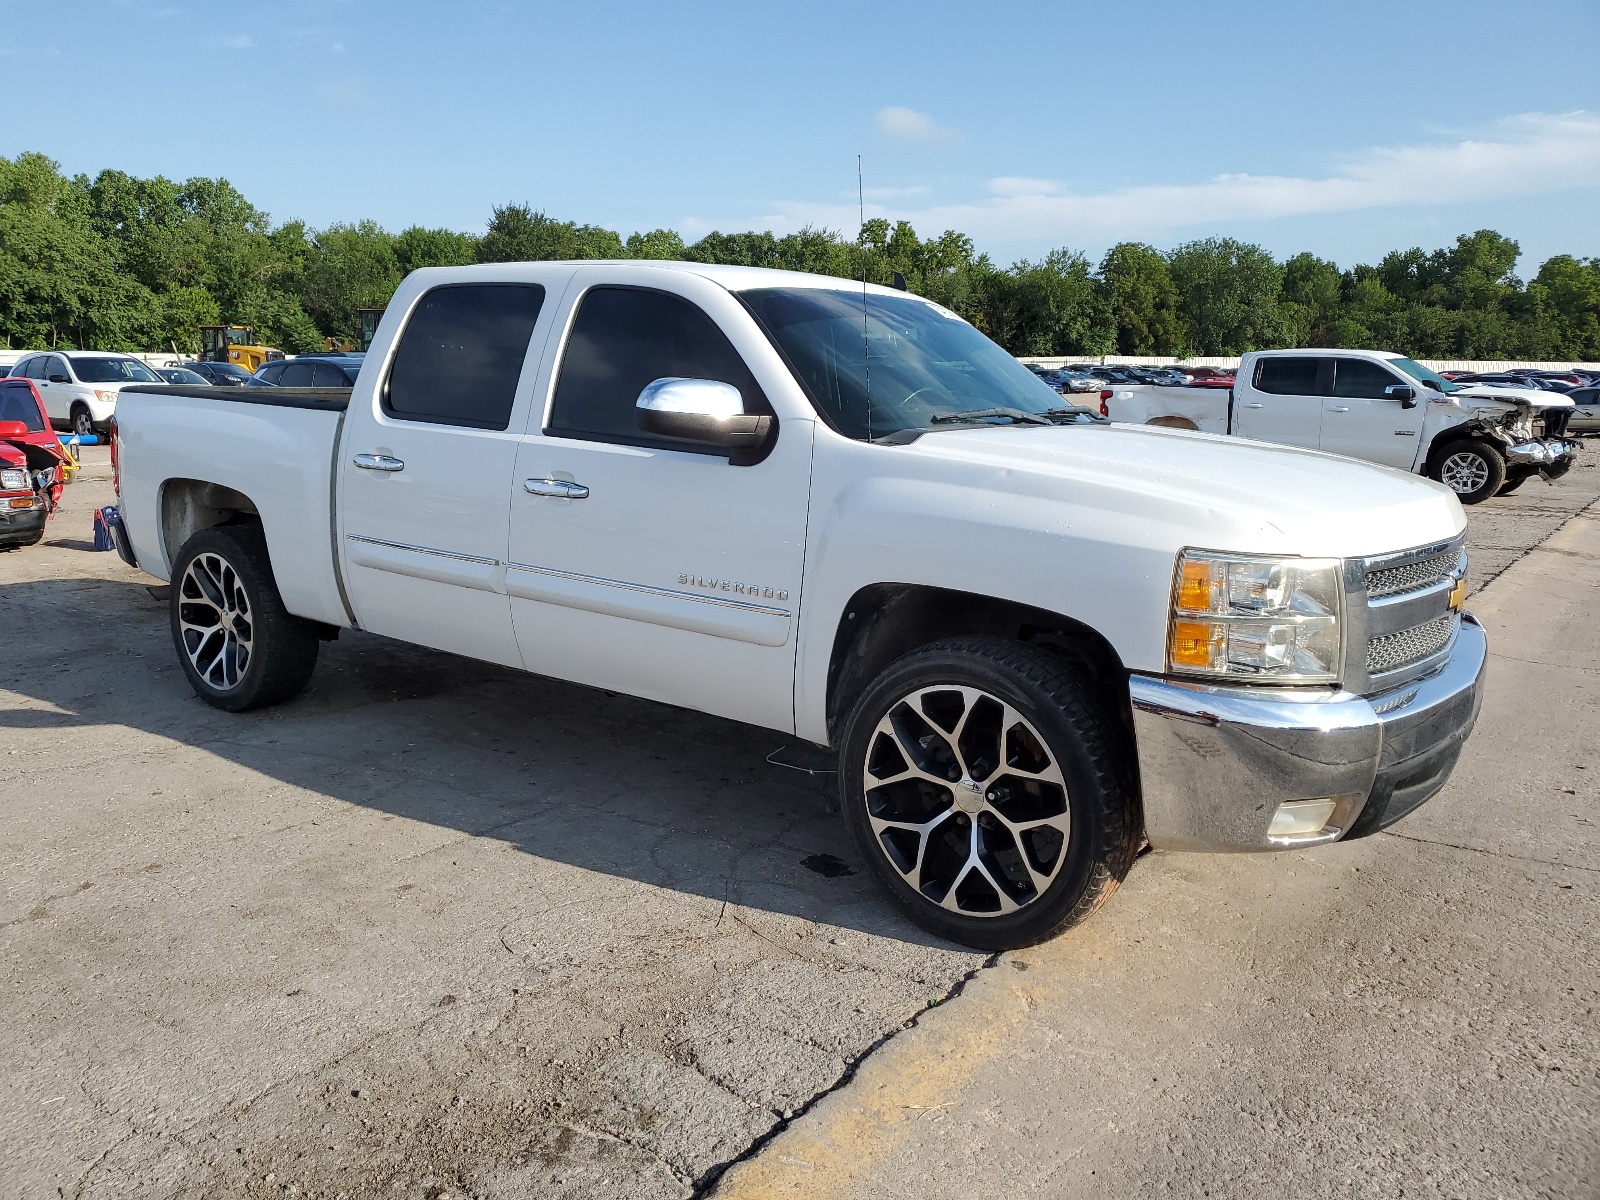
[1567,386,1600,434]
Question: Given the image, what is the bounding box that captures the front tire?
[71,404,94,438]
[169,524,319,712]
[1430,439,1506,505]
[839,637,1139,950]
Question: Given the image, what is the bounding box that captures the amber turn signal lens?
[1176,560,1212,613]
[1170,620,1220,667]
[8,497,35,509]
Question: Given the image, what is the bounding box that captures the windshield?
[0,383,47,431]
[740,288,1084,440]
[68,356,160,384]
[1388,357,1461,394]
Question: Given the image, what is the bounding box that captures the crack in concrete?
[1379,829,1600,876]
[1488,650,1600,676]
[687,949,1001,1196]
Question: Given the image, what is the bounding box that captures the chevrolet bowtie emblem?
[1448,576,1466,612]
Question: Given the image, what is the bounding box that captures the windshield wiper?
[928,407,1053,427]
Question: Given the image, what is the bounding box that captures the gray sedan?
[1569,387,1600,434]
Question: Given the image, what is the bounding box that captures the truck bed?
[116,385,354,627]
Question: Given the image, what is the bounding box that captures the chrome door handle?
[524,477,589,499]
[353,453,405,472]
[1242,402,1264,409]
[1330,406,1350,412]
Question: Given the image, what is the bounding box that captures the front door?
[1235,356,1327,449]
[507,280,813,733]
[338,281,556,668]
[1320,358,1426,468]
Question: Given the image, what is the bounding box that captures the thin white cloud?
[765,111,1600,243]
[221,33,254,49]
[875,106,961,146]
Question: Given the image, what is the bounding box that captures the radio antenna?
[859,155,872,443]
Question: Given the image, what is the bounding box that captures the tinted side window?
[1332,359,1402,399]
[1573,388,1599,406]
[312,361,353,387]
[279,361,316,387]
[46,356,69,380]
[549,287,766,445]
[20,358,43,379]
[1253,357,1323,396]
[385,284,545,430]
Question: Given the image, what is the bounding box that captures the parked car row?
[1441,368,1600,392]
[0,352,366,434]
[1027,362,1237,397]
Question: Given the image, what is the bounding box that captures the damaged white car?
[1103,349,1578,503]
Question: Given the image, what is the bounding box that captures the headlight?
[95,389,118,404]
[0,468,28,490]
[1167,549,1344,683]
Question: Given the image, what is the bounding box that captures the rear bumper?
[1129,614,1487,852]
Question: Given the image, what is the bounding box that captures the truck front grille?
[1364,548,1460,599]
[1367,613,1457,676]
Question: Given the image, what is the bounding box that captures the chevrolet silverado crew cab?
[1103,348,1578,503]
[110,263,1486,950]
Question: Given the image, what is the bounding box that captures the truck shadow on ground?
[1,573,949,947]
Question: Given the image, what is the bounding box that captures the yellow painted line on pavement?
[711,930,1106,1199]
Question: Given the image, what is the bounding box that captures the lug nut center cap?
[955,777,985,814]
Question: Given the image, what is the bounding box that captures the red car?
[0,377,69,549]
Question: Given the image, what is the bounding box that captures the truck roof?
[409,259,916,299]
[1245,348,1404,360]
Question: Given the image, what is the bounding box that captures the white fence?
[1020,355,1600,373]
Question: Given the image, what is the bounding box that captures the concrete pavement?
[1,448,1596,1199]
[714,499,1600,1198]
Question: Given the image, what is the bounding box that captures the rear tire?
[1430,439,1505,505]
[838,636,1139,950]
[169,524,319,712]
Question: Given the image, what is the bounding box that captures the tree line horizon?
[3,151,1598,362]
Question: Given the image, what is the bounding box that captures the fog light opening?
[1268,798,1339,841]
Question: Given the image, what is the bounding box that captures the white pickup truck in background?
[1103,348,1578,503]
[109,263,1485,950]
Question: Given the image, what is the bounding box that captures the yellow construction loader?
[199,326,285,373]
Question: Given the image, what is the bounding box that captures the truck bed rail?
[121,385,351,412]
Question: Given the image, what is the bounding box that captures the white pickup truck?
[1103,348,1578,503]
[109,263,1486,950]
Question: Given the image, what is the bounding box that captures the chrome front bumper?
[1129,614,1487,852]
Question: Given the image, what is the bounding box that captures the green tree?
[1277,252,1344,347]
[1167,237,1284,354]
[294,221,401,343]
[1099,242,1186,354]
[394,226,477,273]
[477,204,625,262]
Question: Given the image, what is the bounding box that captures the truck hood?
[900,422,1464,560]
[1452,384,1574,410]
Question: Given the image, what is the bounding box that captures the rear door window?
[1332,358,1403,399]
[311,361,352,387]
[19,358,43,379]
[1253,357,1326,396]
[279,361,316,387]
[548,286,766,447]
[384,284,545,430]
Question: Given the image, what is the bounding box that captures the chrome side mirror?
[636,377,773,451]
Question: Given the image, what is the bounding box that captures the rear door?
[38,355,74,422]
[1235,356,1327,449]
[1321,357,1425,468]
[505,272,813,733]
[337,279,562,668]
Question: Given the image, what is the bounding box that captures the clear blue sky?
[5,0,1598,273]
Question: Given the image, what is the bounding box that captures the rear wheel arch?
[159,478,261,572]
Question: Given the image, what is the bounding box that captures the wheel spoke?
[868,807,956,893]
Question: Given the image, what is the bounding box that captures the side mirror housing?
[1385,384,1417,408]
[47,374,69,384]
[636,377,773,459]
[0,420,29,438]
